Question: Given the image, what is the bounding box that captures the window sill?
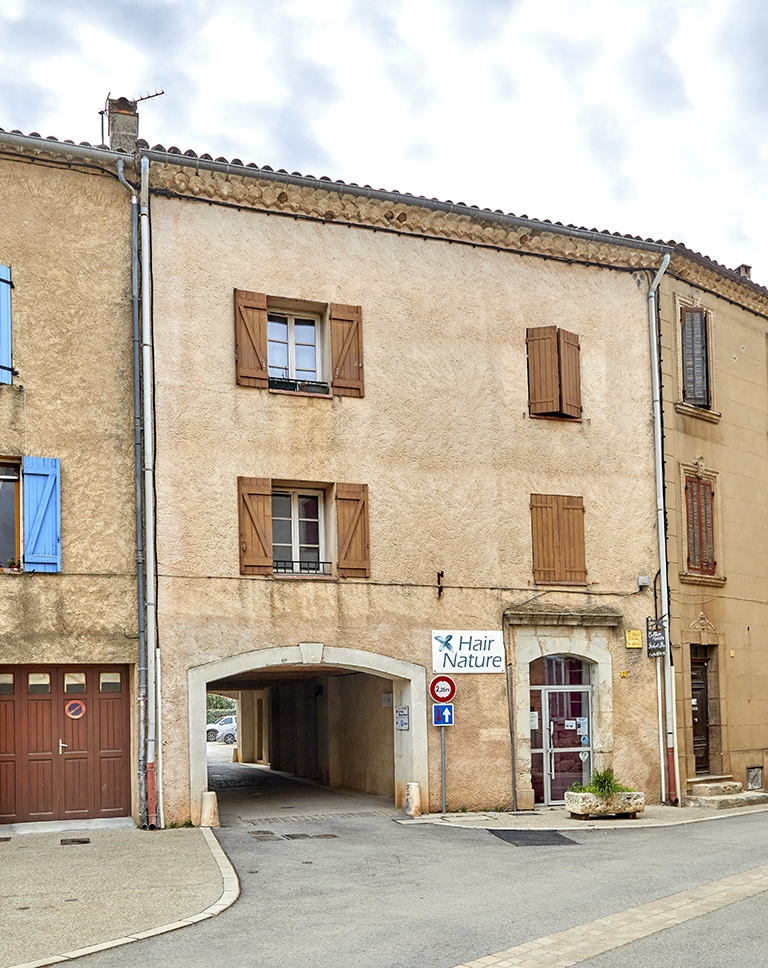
[532,580,588,586]
[679,572,726,587]
[271,573,336,581]
[528,412,583,423]
[269,388,333,400]
[674,402,721,424]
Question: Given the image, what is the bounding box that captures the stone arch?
[188,644,428,821]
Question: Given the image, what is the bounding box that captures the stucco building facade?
[0,139,138,824]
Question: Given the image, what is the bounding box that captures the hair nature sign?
[432,630,505,673]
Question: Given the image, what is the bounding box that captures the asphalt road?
[69,770,768,968]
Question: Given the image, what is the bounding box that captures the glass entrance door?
[547,689,591,801]
[530,656,592,804]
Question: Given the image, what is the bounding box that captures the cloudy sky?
[2,0,767,281]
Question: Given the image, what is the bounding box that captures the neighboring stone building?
[4,101,768,828]
[657,260,768,801]
[0,133,138,824]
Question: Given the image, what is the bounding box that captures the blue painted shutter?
[23,457,61,572]
[0,265,11,385]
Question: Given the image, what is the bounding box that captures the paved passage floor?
[66,759,768,968]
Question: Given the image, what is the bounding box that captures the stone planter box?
[565,790,645,820]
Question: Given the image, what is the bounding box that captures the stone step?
[689,781,743,796]
[685,790,768,810]
[687,774,734,787]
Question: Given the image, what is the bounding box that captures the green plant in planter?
[568,768,634,800]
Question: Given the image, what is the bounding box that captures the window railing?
[273,560,332,576]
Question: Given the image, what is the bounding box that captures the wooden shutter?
[558,329,582,418]
[560,495,587,583]
[336,483,370,577]
[531,494,557,582]
[330,304,364,398]
[682,308,709,408]
[531,493,586,584]
[234,290,268,388]
[526,327,559,415]
[23,457,61,573]
[0,265,11,386]
[685,477,715,574]
[238,477,272,575]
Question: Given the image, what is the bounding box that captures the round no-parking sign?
[429,675,456,703]
[65,699,86,720]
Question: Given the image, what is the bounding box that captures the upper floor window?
[271,488,327,575]
[238,478,369,578]
[526,326,581,419]
[267,313,324,392]
[0,456,61,573]
[234,290,364,398]
[679,461,724,585]
[681,308,710,409]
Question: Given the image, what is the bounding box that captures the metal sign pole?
[441,724,446,813]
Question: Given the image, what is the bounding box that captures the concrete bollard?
[200,790,220,827]
[404,782,422,817]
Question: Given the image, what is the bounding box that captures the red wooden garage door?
[0,665,130,824]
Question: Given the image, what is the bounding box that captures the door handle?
[59,740,68,755]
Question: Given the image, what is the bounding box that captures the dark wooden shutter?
[560,495,587,583]
[531,494,586,583]
[682,308,709,408]
[558,329,582,418]
[238,477,272,575]
[336,483,370,577]
[531,494,557,582]
[526,327,559,414]
[330,304,364,398]
[685,477,715,574]
[23,457,61,573]
[234,290,268,388]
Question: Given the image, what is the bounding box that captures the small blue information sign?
[432,703,454,726]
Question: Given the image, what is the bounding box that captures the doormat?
[488,829,577,847]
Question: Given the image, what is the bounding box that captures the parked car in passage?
[206,715,236,742]
[216,723,237,744]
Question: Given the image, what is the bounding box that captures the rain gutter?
[116,159,149,828]
[647,254,681,804]
[0,130,135,166]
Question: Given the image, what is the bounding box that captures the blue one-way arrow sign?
[432,703,454,726]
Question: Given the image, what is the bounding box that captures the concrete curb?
[395,801,768,831]
[8,828,240,968]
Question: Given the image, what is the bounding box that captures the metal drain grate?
[488,829,577,847]
[60,838,91,845]
[0,837,10,842]
[249,831,340,842]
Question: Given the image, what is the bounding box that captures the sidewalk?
[3,800,768,968]
[0,822,237,968]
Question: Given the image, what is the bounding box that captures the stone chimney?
[107,97,139,152]
[737,263,752,279]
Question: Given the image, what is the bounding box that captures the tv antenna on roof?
[99,90,165,145]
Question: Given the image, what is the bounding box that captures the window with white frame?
[267,312,325,391]
[271,489,328,575]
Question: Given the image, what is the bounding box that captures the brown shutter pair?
[238,478,370,577]
[234,290,364,397]
[526,326,581,418]
[685,477,715,574]
[530,494,587,584]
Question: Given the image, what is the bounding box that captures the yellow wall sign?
[625,630,643,649]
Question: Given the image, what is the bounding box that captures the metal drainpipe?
[648,253,681,804]
[116,159,148,828]
[140,156,158,828]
